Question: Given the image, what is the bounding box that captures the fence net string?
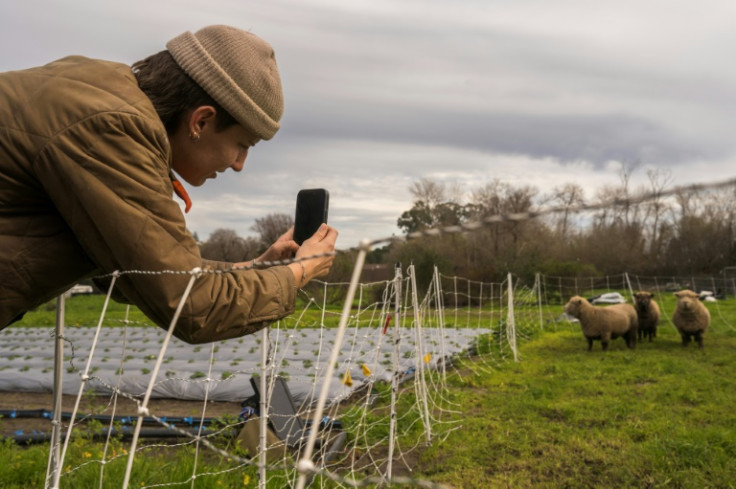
[17,269,732,488]
[3,175,732,488]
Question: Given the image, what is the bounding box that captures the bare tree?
[251,213,294,248]
[410,178,446,207]
[398,178,470,234]
[467,179,539,260]
[641,168,673,256]
[200,228,259,262]
[618,159,641,227]
[445,181,465,205]
[470,179,504,211]
[550,183,585,237]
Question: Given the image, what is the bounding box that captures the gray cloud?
[3,0,736,247]
[283,103,712,167]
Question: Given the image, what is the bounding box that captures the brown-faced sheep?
[634,291,661,342]
[673,289,711,348]
[564,295,639,351]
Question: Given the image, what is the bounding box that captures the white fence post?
[506,273,518,362]
[46,294,66,489]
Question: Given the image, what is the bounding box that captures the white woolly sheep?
[634,291,661,342]
[672,289,711,348]
[564,295,639,351]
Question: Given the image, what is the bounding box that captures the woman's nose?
[231,148,249,172]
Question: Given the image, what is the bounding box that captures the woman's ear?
[187,105,217,135]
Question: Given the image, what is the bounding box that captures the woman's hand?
[232,224,337,288]
[289,224,338,286]
[255,228,299,263]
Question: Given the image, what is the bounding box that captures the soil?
[0,391,242,440]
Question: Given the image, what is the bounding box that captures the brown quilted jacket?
[0,56,296,343]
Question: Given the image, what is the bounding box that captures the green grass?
[13,294,346,328]
[13,295,150,327]
[411,322,736,488]
[5,293,736,488]
[0,424,290,488]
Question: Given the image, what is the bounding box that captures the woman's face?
[170,106,260,186]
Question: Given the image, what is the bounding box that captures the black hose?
[0,409,218,427]
[5,426,238,445]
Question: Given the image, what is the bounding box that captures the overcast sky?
[3,1,735,249]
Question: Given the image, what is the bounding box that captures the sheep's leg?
[681,333,691,347]
[601,332,611,351]
[695,331,704,349]
[587,338,594,351]
[627,331,636,349]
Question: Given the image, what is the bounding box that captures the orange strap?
[171,178,192,213]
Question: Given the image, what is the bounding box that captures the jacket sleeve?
[32,111,296,344]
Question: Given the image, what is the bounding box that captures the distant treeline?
[197,169,736,294]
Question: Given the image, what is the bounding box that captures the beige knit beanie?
[166,25,283,140]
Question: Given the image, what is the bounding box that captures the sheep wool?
[672,289,711,348]
[564,295,638,351]
[634,291,661,342]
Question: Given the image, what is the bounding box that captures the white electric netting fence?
[2,176,736,488]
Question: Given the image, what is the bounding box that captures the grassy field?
[3,293,736,488]
[10,293,345,328]
[412,320,736,488]
[12,294,151,327]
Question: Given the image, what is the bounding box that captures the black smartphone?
[293,188,329,245]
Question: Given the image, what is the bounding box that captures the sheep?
[672,289,711,348]
[634,291,661,342]
[564,295,639,351]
